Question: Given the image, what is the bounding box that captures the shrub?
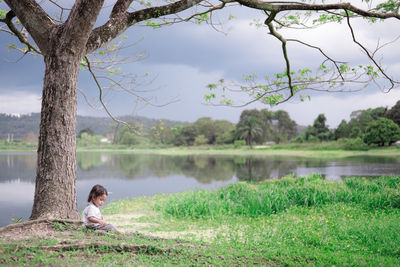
[364,118,400,146]
[339,137,369,151]
[194,135,208,146]
[307,135,319,142]
[234,140,246,148]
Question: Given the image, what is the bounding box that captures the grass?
[1,175,400,265]
[0,141,37,151]
[2,140,400,157]
[154,174,400,218]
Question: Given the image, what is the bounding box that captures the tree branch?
[286,38,345,80]
[85,56,133,128]
[0,10,41,54]
[264,11,294,98]
[110,0,134,17]
[4,0,55,53]
[234,1,400,20]
[85,0,204,54]
[60,0,105,56]
[344,9,398,91]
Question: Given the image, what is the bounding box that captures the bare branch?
[183,1,227,22]
[77,87,101,110]
[286,38,345,80]
[3,0,54,52]
[0,10,41,54]
[47,0,71,22]
[85,55,133,129]
[86,0,204,54]
[372,35,400,58]
[61,0,105,55]
[234,1,400,20]
[110,0,134,17]
[264,11,294,98]
[344,9,398,91]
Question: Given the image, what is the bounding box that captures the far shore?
[2,143,400,158]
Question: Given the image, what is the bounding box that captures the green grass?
[2,139,400,157]
[154,174,400,218]
[148,175,400,265]
[0,141,37,151]
[1,175,400,266]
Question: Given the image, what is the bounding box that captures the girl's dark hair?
[88,184,108,202]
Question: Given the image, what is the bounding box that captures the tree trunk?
[248,134,253,148]
[30,51,80,220]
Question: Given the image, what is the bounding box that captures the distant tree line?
[111,109,298,147]
[110,100,400,148]
[3,100,400,149]
[293,100,400,148]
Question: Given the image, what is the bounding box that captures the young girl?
[82,184,122,233]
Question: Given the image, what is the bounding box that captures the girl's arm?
[88,217,108,226]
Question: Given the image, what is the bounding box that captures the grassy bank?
[1,175,399,265]
[77,144,400,159]
[2,140,400,158]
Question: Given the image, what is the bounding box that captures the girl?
[82,184,122,233]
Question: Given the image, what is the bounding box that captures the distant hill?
[0,113,187,140]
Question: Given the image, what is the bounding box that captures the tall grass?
[155,174,400,219]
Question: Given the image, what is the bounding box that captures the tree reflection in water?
[3,152,400,185]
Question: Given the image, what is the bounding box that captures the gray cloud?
[0,3,399,128]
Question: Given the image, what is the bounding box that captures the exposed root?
[0,219,83,233]
[0,219,83,242]
[9,242,168,254]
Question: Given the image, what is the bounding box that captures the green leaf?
[0,9,6,19]
[220,99,232,105]
[339,64,350,73]
[204,93,216,101]
[79,58,87,70]
[7,43,17,52]
[195,13,209,24]
[109,68,121,76]
[207,84,217,90]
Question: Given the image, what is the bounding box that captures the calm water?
[1,151,400,227]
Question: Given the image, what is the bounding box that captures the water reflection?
[1,151,400,227]
[76,153,236,184]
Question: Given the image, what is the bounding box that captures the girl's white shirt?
[82,203,102,227]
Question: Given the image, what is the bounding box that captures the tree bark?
[30,50,80,220]
[27,0,105,221]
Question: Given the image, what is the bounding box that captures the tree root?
[0,219,83,234]
[0,219,83,242]
[11,242,169,254]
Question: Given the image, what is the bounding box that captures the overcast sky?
[0,1,399,128]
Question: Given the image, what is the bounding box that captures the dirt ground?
[0,219,84,243]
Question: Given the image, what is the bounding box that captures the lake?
[1,151,400,227]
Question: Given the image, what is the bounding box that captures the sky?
[0,1,400,128]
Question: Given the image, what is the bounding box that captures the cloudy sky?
[0,1,399,128]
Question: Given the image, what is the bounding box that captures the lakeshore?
[2,141,400,158]
[1,175,399,265]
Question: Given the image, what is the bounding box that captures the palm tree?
[237,115,263,148]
